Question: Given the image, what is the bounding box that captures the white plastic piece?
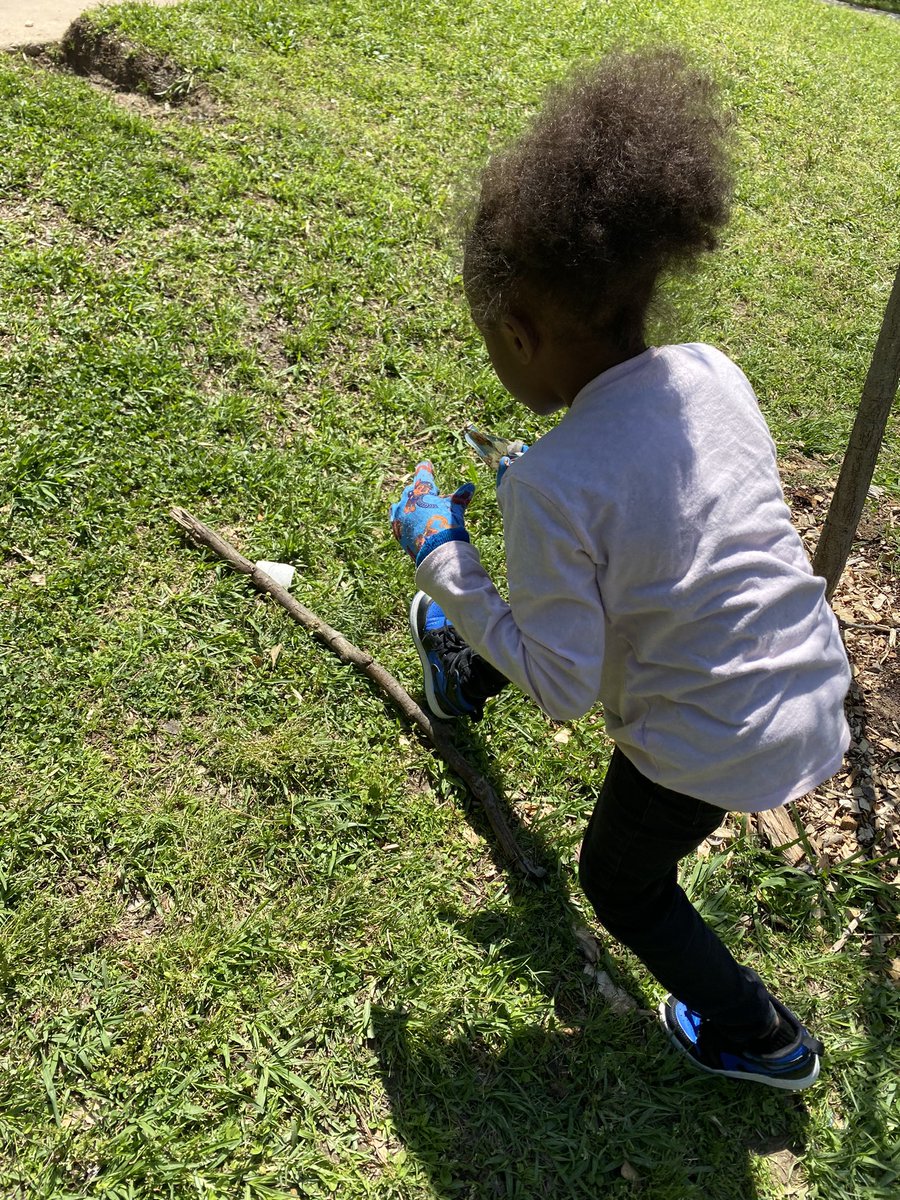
[255,560,296,589]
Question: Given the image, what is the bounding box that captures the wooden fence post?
[812,264,900,601]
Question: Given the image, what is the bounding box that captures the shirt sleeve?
[414,474,606,721]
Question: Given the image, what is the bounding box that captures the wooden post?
[812,264,900,600]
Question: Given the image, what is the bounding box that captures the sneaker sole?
[658,1000,821,1091]
[409,591,459,721]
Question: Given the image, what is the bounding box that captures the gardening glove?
[390,460,475,566]
[496,441,529,486]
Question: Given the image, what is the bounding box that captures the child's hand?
[390,461,476,565]
[496,441,529,486]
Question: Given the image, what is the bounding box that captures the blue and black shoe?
[659,992,823,1091]
[409,591,481,721]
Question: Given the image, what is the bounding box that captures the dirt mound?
[60,16,199,104]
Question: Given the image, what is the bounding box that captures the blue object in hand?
[390,461,476,566]
[496,443,529,486]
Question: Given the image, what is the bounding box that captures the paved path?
[0,0,177,49]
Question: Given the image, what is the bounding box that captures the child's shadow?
[370,723,811,1198]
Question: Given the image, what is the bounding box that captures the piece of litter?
[573,924,601,963]
[585,965,638,1013]
[255,560,295,589]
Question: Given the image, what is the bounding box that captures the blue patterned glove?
[390,460,476,566]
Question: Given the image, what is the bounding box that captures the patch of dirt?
[103,894,167,946]
[230,280,296,375]
[60,17,195,102]
[16,17,219,118]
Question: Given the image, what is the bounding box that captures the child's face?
[478,320,566,416]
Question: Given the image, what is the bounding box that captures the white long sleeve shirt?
[417,343,851,813]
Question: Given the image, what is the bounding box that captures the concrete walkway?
[0,0,177,49]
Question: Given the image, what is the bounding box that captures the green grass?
[1,0,898,1195]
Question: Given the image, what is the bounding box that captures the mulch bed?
[735,455,900,875]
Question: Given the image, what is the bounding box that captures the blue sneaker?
[409,591,480,721]
[659,993,823,1091]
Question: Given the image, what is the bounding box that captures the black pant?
[578,748,773,1038]
[463,654,773,1038]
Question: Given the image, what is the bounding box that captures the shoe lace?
[426,625,475,690]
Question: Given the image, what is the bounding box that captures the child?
[389,47,850,1090]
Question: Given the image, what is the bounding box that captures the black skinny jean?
[577,746,773,1038]
[461,646,775,1037]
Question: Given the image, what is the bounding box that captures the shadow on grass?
[370,722,813,1199]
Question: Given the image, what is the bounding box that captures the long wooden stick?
[170,506,545,879]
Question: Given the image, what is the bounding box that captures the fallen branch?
[169,506,544,879]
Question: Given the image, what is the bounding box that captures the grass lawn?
[1,0,899,1196]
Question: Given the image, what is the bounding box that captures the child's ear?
[501,312,539,363]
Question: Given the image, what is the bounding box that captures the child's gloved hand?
[496,441,529,486]
[390,460,476,566]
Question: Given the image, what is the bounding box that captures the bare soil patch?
[60,16,196,102]
[13,15,218,116]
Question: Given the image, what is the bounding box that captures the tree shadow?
[370,720,813,1199]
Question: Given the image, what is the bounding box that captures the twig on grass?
[169,506,545,879]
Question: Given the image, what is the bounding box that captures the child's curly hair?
[463,47,735,347]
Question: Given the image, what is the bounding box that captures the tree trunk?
[812,264,900,600]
